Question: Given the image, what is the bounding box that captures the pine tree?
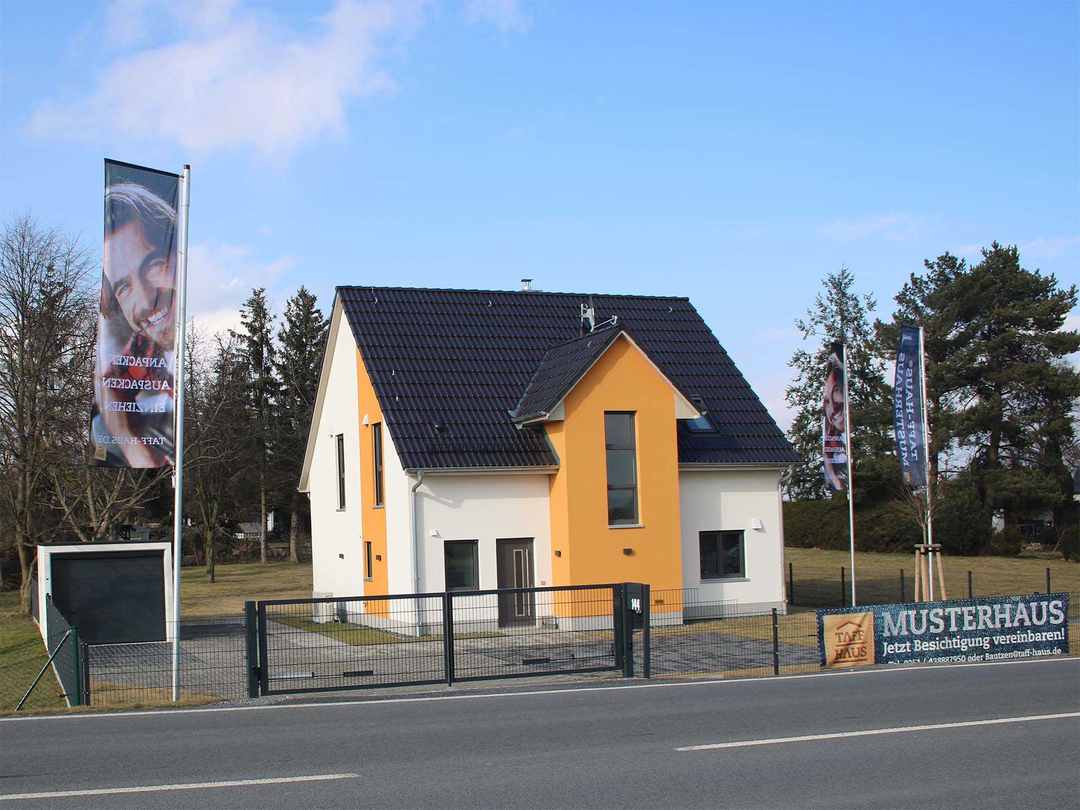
[941,245,1076,551]
[232,288,276,563]
[784,268,892,501]
[273,287,328,562]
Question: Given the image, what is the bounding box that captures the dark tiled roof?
[509,326,623,423]
[338,286,798,470]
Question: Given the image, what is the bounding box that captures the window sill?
[700,576,750,583]
[336,508,346,513]
[608,523,644,530]
[372,505,384,510]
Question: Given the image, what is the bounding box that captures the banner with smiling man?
[90,160,181,468]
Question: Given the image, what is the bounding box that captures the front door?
[496,538,535,628]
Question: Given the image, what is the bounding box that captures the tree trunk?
[204,526,216,583]
[289,495,301,563]
[259,472,267,564]
[17,538,33,615]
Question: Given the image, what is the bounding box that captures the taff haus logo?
[823,612,876,668]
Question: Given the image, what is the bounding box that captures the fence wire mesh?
[44,598,84,707]
[448,585,618,682]
[85,616,247,707]
[259,594,447,694]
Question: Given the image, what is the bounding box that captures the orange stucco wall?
[356,348,388,606]
[545,336,684,607]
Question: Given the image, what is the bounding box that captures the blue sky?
[2,1,1077,427]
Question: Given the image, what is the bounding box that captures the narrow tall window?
[364,541,374,581]
[605,412,638,526]
[372,423,384,507]
[335,433,346,510]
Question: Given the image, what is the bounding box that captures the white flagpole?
[919,326,934,601]
[171,165,191,702]
[842,343,856,607]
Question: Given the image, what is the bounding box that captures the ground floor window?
[364,541,373,580]
[699,530,745,580]
[444,540,479,592]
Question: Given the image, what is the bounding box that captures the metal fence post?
[244,601,259,699]
[641,584,651,679]
[612,585,625,674]
[1046,567,1051,594]
[70,626,82,707]
[840,567,846,607]
[256,602,270,697]
[80,641,91,707]
[771,608,780,676]
[899,569,905,602]
[788,562,795,607]
[968,571,973,600]
[443,592,455,687]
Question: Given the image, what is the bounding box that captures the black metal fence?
[44,597,87,707]
[17,585,1079,710]
[787,562,1066,609]
[84,615,249,707]
[253,584,623,696]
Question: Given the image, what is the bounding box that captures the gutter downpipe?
[410,471,425,637]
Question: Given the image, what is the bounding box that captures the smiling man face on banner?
[822,342,848,491]
[90,161,180,468]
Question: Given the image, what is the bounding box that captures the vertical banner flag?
[893,326,927,488]
[822,342,848,491]
[90,160,181,468]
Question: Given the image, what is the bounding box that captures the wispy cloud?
[819,213,922,243]
[1020,235,1080,260]
[29,0,424,157]
[464,0,530,31]
[186,242,296,335]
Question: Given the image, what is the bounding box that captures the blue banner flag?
[893,326,926,489]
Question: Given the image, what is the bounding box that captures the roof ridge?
[337,284,690,302]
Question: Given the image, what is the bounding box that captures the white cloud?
[31,0,423,156]
[185,242,295,336]
[1020,235,1080,260]
[464,0,530,31]
[819,213,921,243]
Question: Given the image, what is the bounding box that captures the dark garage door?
[51,551,166,643]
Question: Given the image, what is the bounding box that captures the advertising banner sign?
[893,325,926,489]
[818,594,1070,669]
[822,342,848,492]
[91,160,181,468]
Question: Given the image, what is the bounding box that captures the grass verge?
[0,591,66,713]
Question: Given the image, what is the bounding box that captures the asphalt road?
[2,658,1078,809]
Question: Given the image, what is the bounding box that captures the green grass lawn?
[784,546,1080,600]
[181,561,313,616]
[0,591,66,713]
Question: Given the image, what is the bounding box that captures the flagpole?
[842,343,856,607]
[918,325,934,601]
[171,164,191,702]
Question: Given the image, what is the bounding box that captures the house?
[299,286,798,628]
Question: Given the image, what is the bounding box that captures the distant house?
[299,286,798,625]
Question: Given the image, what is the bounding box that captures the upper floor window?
[685,397,714,433]
[372,423,384,507]
[605,412,638,526]
[335,433,346,510]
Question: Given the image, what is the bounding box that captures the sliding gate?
[251,584,642,697]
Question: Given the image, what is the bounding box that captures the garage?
[37,542,175,645]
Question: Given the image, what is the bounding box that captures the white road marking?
[0,773,359,802]
[1,655,1076,724]
[676,711,1080,752]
